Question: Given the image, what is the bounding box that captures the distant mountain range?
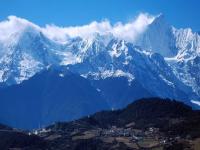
[0,14,200,129]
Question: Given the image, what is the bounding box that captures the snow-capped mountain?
[0,23,62,85]
[136,14,177,57]
[0,15,199,102]
[135,14,200,105]
[0,13,200,128]
[66,38,194,107]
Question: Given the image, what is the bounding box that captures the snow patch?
[159,75,175,88]
[191,100,200,106]
[56,51,81,65]
[59,73,64,77]
[83,70,134,83]
[96,88,101,92]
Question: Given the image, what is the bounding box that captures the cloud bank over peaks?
[0,13,155,43]
[43,13,155,43]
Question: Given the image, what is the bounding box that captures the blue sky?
[0,0,200,31]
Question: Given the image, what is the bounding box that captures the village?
[34,122,181,150]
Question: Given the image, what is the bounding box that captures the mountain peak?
[135,13,176,57]
[7,16,40,31]
[83,32,114,47]
[0,16,41,44]
[150,13,169,27]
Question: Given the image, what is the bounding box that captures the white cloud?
[0,16,40,42]
[42,20,112,43]
[0,13,155,43]
[112,13,155,42]
[43,13,155,43]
